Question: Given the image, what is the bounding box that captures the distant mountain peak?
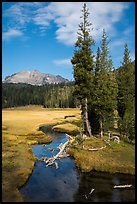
[3,70,69,85]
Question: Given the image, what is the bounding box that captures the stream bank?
[20,128,135,202]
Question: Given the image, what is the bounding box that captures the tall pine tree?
[71,3,94,137]
[116,43,135,141]
[122,43,131,66]
[117,43,132,119]
[95,47,101,76]
[90,29,118,137]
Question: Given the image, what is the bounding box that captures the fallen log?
[83,145,106,151]
[113,184,132,189]
[57,152,69,158]
[110,136,120,143]
[65,133,75,144]
[46,140,69,167]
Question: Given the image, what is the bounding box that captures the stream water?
[20,129,135,202]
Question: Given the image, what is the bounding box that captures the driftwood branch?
[89,188,95,194]
[103,135,120,146]
[113,184,132,189]
[83,145,106,151]
[110,136,120,143]
[65,133,75,143]
[46,140,69,167]
[84,188,95,199]
[39,134,74,168]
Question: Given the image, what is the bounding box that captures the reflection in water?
[21,159,79,202]
[73,171,135,202]
[20,131,135,202]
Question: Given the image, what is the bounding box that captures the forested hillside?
[2,82,78,108]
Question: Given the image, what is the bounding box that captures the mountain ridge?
[3,70,69,85]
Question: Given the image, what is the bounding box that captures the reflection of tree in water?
[73,171,135,202]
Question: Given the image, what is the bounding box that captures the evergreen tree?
[90,29,118,137]
[71,3,95,137]
[122,43,131,66]
[95,47,101,76]
[117,43,132,119]
[116,43,135,141]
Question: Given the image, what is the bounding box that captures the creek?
[20,128,135,202]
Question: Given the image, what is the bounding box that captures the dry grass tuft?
[52,123,80,135]
[2,133,36,202]
[2,107,81,202]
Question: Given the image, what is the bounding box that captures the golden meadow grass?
[2,105,135,202]
[52,123,80,135]
[2,106,81,202]
[2,106,80,135]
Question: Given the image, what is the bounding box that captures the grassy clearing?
[68,137,135,175]
[2,107,80,135]
[2,106,81,202]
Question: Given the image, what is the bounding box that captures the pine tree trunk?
[99,117,103,138]
[81,98,92,137]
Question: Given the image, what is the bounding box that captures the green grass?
[68,137,135,174]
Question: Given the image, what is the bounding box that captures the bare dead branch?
[113,184,132,189]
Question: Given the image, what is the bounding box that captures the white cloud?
[3,3,30,27]
[19,2,44,7]
[2,29,23,40]
[33,2,129,45]
[2,2,45,31]
[33,10,54,29]
[53,58,71,66]
[3,2,130,44]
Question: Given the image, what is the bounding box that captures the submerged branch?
[46,140,69,167]
[113,184,132,189]
[39,137,71,168]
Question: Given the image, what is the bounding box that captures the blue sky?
[2,2,135,81]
